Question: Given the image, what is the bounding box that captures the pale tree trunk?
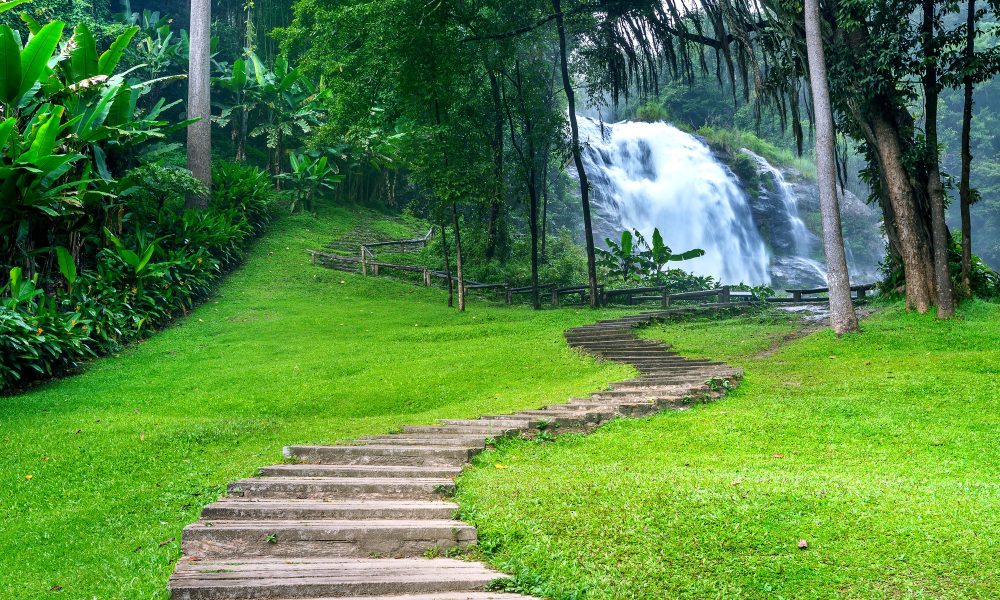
[553,0,599,307]
[804,0,859,335]
[186,0,212,208]
[922,0,956,317]
[451,203,465,311]
[959,0,976,295]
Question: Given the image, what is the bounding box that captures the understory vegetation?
[457,303,1000,598]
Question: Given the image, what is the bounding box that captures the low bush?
[0,164,275,393]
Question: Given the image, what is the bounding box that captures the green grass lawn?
[457,304,1000,599]
[0,207,633,599]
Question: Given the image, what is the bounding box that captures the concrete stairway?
[169,311,740,599]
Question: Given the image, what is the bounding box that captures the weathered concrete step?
[330,594,536,600]
[402,425,519,436]
[476,414,588,427]
[182,519,476,559]
[230,477,455,500]
[514,409,616,422]
[169,557,506,599]
[201,499,458,521]
[586,389,703,402]
[557,401,659,417]
[285,445,476,467]
[439,419,535,429]
[260,464,463,479]
[357,435,489,448]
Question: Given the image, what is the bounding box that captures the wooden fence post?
[423,269,430,286]
[661,287,670,308]
[504,285,512,305]
[720,286,731,303]
[551,288,560,307]
[857,286,866,299]
[360,247,368,276]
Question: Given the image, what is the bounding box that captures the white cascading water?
[579,117,773,285]
[740,149,829,285]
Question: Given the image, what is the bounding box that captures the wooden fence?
[311,249,875,309]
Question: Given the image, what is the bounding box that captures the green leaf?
[0,116,15,149]
[0,0,30,15]
[98,26,138,75]
[136,243,156,272]
[55,246,76,286]
[19,20,64,99]
[120,248,141,270]
[19,12,40,35]
[668,248,706,262]
[21,106,64,164]
[69,23,98,83]
[231,58,246,90]
[0,25,21,104]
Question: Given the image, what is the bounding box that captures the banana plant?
[279,152,344,213]
[642,228,706,284]
[597,230,647,284]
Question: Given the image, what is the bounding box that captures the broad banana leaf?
[98,26,139,75]
[19,21,64,99]
[0,25,21,103]
[69,23,99,83]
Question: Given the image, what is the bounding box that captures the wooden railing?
[312,248,876,309]
[784,283,876,302]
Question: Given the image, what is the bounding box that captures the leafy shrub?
[0,164,275,393]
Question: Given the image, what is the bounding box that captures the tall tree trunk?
[440,219,453,308]
[541,166,549,262]
[553,0,598,307]
[960,0,976,295]
[804,0,858,335]
[922,0,956,317]
[451,203,465,312]
[186,0,212,207]
[486,69,505,260]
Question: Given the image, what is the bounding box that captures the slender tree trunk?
[541,167,549,262]
[440,219,453,308]
[553,0,598,307]
[528,163,541,310]
[486,69,505,260]
[922,0,956,317]
[960,0,976,295]
[186,0,212,207]
[451,203,465,312]
[804,0,858,334]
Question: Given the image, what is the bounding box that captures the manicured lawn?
[0,207,632,599]
[457,304,1000,599]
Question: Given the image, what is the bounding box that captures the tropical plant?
[597,228,705,286]
[279,151,343,213]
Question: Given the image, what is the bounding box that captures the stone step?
[438,419,535,429]
[169,557,506,599]
[285,445,476,467]
[357,435,489,448]
[401,425,519,436]
[586,389,703,402]
[475,414,588,427]
[514,409,616,422]
[229,477,455,501]
[329,594,536,600]
[557,401,659,417]
[259,464,464,479]
[182,519,476,559]
[201,499,459,521]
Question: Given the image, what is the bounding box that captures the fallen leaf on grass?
[49,585,62,592]
[798,539,809,549]
[494,464,508,470]
[24,474,33,480]
[159,538,174,547]
[772,453,785,459]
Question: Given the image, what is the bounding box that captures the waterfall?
[579,117,773,285]
[740,149,812,257]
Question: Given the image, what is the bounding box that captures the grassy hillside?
[0,206,632,599]
[458,305,1000,599]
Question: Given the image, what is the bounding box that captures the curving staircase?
[168,311,741,599]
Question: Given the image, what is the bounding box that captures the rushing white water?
[579,117,772,285]
[741,149,813,257]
